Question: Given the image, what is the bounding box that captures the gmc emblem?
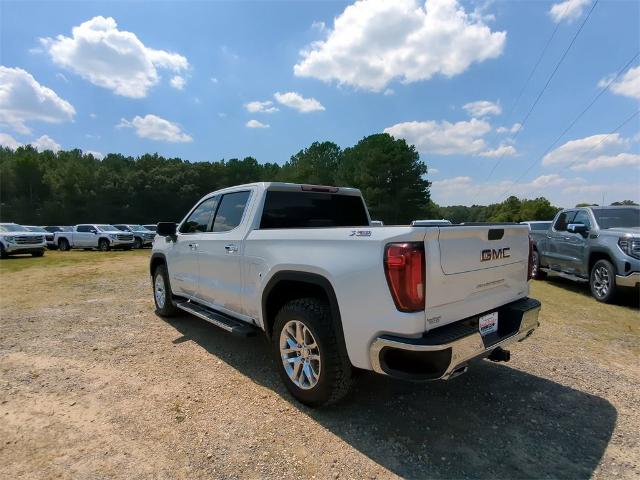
[481,247,510,262]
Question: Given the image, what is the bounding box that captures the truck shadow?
[540,276,640,309]
[163,315,616,479]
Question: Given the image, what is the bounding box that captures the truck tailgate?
[423,225,530,329]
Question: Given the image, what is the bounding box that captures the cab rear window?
[260,191,369,229]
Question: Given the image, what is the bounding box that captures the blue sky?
[0,0,638,207]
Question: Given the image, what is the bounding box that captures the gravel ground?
[0,250,638,479]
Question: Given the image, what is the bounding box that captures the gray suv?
[534,206,639,302]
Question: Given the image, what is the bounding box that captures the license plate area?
[479,312,498,336]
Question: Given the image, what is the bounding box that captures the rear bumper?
[370,297,541,381]
[616,272,640,288]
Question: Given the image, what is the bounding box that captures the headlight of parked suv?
[109,234,118,240]
[4,236,16,243]
[619,237,640,259]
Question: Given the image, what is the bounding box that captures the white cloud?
[246,119,269,129]
[496,122,521,134]
[170,75,186,90]
[0,133,22,149]
[245,100,279,113]
[89,113,97,119]
[548,0,590,24]
[84,149,103,159]
[0,66,75,134]
[463,100,501,117]
[599,66,640,100]
[384,118,491,155]
[274,91,325,113]
[31,134,61,152]
[383,88,395,96]
[479,144,517,158]
[40,16,189,98]
[429,167,439,174]
[543,133,639,171]
[117,114,192,142]
[210,77,219,84]
[294,0,506,92]
[311,21,327,33]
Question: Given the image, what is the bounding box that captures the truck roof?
[205,182,363,197]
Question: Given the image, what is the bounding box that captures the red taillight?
[527,237,534,281]
[384,242,425,312]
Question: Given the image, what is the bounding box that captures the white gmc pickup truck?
[150,183,540,406]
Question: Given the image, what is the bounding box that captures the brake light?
[384,242,425,312]
[527,237,534,281]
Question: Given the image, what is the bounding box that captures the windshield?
[0,223,27,232]
[128,225,146,231]
[593,208,640,229]
[97,225,119,232]
[26,226,48,233]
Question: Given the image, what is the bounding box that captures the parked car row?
[0,222,160,258]
[523,205,640,303]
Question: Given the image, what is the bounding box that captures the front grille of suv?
[16,235,44,245]
[117,234,133,241]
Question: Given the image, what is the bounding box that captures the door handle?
[224,243,238,253]
[188,243,198,249]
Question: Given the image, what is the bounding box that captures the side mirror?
[90,229,97,234]
[156,222,177,236]
[567,223,588,235]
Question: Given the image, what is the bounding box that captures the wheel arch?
[589,249,615,274]
[261,271,345,344]
[149,252,167,277]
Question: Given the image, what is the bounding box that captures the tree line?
[0,132,604,226]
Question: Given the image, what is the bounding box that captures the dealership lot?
[1,250,638,479]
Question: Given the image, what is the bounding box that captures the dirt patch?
[1,250,638,478]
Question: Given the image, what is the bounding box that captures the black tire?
[532,250,546,280]
[58,238,70,251]
[31,250,45,257]
[0,246,7,259]
[153,264,179,316]
[590,259,617,303]
[271,298,352,407]
[98,239,110,252]
[133,237,143,249]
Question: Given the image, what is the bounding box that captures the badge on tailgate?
[479,312,498,336]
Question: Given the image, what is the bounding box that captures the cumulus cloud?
[246,119,269,128]
[384,118,491,155]
[543,133,639,171]
[496,123,522,134]
[548,0,590,23]
[479,144,517,158]
[274,91,325,112]
[40,16,189,98]
[31,134,61,152]
[84,149,104,159]
[0,132,22,149]
[599,66,640,100]
[0,66,75,134]
[463,100,501,118]
[245,100,278,113]
[117,114,192,142]
[294,0,506,91]
[169,75,186,90]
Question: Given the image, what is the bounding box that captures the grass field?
[1,250,638,479]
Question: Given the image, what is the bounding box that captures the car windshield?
[97,225,118,232]
[0,223,27,232]
[26,226,48,232]
[592,208,640,229]
[128,225,146,231]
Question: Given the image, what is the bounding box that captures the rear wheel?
[58,238,70,251]
[590,259,617,303]
[133,237,143,249]
[153,264,179,316]
[272,298,352,407]
[98,239,110,252]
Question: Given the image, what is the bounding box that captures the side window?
[554,211,576,232]
[573,210,591,228]
[212,191,251,232]
[180,197,219,233]
[77,225,90,233]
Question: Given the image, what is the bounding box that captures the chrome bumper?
[616,272,640,287]
[370,298,541,381]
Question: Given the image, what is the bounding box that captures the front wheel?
[58,239,70,251]
[272,298,352,407]
[98,239,110,252]
[153,264,179,316]
[590,259,617,303]
[133,237,143,249]
[531,250,546,280]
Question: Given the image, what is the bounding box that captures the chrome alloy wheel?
[531,251,539,277]
[592,265,610,298]
[279,320,321,390]
[154,273,166,308]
